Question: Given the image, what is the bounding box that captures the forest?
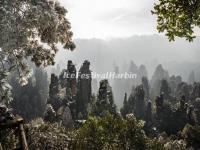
[1,0,200,150]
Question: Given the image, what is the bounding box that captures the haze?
[52,0,200,106]
[59,0,157,39]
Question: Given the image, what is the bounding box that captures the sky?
[59,0,157,39]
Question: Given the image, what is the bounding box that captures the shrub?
[70,114,164,150]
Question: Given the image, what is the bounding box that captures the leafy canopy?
[152,0,200,41]
[70,114,164,150]
[0,0,75,103]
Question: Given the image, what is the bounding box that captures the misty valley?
[1,0,200,150]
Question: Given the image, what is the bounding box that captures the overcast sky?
[59,0,157,39]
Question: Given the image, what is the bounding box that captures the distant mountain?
[49,35,200,107]
[54,34,200,78]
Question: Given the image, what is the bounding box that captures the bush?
[182,124,200,149]
[70,114,164,150]
[164,140,187,150]
[26,121,70,150]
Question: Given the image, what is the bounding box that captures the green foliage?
[156,102,187,135]
[70,114,164,150]
[26,121,71,150]
[164,140,187,150]
[10,68,48,120]
[0,119,72,150]
[182,124,200,148]
[0,71,13,104]
[0,128,18,150]
[152,0,200,41]
[0,0,75,103]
